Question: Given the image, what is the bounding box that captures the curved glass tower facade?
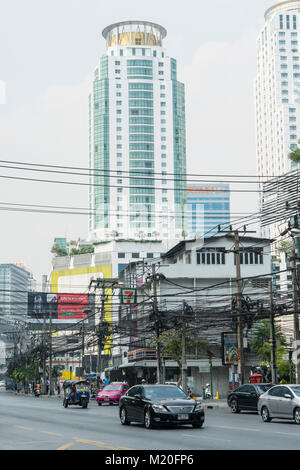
[89,21,186,241]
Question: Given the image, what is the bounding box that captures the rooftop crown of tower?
[102,21,167,49]
[265,1,300,19]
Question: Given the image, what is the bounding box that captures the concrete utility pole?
[42,309,46,395]
[81,325,85,377]
[49,302,53,395]
[234,231,245,386]
[181,300,187,393]
[269,279,277,384]
[291,249,300,382]
[152,264,162,384]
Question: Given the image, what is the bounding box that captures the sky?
[0,0,272,285]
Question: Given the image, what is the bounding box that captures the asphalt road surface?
[1,390,300,450]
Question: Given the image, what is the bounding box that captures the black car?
[119,384,205,429]
[227,383,274,413]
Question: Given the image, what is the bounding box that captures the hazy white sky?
[0,0,272,284]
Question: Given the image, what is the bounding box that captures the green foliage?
[277,241,293,257]
[288,144,300,163]
[250,320,293,381]
[152,329,213,369]
[250,319,286,357]
[51,244,68,257]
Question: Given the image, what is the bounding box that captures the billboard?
[221,332,238,365]
[28,292,95,327]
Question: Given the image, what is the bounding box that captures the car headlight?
[151,404,166,412]
[194,403,202,412]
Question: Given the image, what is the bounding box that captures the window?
[268,386,283,397]
[236,248,263,265]
[147,253,153,258]
[237,385,255,393]
[132,253,139,258]
[197,247,226,265]
[118,253,125,259]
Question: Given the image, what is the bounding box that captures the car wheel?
[294,408,300,425]
[261,406,272,423]
[144,409,154,429]
[230,399,240,414]
[192,422,203,429]
[120,407,131,425]
[81,398,87,408]
[98,402,102,406]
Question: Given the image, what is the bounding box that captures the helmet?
[141,379,147,384]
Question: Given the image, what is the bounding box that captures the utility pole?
[49,301,53,395]
[81,325,85,378]
[291,248,300,382]
[181,300,187,393]
[269,279,277,384]
[42,309,46,395]
[97,291,105,375]
[234,230,245,386]
[152,264,162,384]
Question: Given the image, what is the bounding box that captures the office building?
[186,184,230,238]
[0,264,30,318]
[88,20,187,242]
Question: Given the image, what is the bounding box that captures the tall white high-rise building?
[255,1,300,237]
[88,21,186,242]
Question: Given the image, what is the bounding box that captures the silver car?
[258,384,300,424]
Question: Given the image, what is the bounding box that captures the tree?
[288,143,300,163]
[152,329,213,386]
[250,319,291,380]
[277,240,293,260]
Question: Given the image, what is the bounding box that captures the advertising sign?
[28,292,94,327]
[221,332,238,365]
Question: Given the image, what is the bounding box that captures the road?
[1,390,300,450]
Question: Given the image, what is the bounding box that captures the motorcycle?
[34,386,41,397]
[205,384,211,399]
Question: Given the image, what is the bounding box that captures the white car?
[258,384,300,424]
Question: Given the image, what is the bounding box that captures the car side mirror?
[284,394,293,399]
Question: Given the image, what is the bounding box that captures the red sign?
[187,186,219,194]
[57,294,89,320]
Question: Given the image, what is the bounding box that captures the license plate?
[177,414,189,420]
[104,398,109,401]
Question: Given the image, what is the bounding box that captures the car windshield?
[144,386,187,401]
[290,386,300,397]
[104,384,122,391]
[256,384,273,393]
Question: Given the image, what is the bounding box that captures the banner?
[28,292,94,326]
[221,332,238,365]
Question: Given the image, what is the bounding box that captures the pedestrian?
[104,376,110,386]
[57,382,60,395]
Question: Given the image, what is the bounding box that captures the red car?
[97,382,129,406]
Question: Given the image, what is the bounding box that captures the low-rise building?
[115,235,271,396]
